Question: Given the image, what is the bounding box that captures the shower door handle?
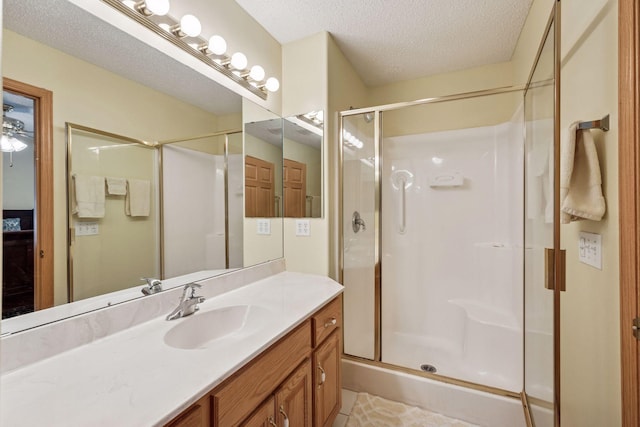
[352,211,366,233]
[399,178,407,234]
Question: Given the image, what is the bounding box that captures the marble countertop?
[1,271,343,427]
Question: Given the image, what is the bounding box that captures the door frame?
[3,78,54,310]
[618,0,640,425]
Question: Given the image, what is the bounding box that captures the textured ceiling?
[235,0,533,86]
[3,0,241,116]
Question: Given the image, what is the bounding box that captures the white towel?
[72,175,105,218]
[125,179,151,217]
[560,122,606,223]
[106,177,127,195]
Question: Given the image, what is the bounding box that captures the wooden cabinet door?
[283,158,306,217]
[240,397,276,427]
[245,155,275,217]
[313,331,341,427]
[275,359,312,427]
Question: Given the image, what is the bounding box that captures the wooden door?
[240,397,276,427]
[245,155,275,217]
[619,0,640,424]
[275,360,312,427]
[2,78,54,314]
[313,331,341,427]
[283,159,306,217]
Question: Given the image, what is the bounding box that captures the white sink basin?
[164,305,273,350]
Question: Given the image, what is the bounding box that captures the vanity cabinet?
[311,297,342,427]
[165,295,342,427]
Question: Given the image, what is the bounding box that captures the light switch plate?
[75,222,99,236]
[578,231,602,269]
[257,219,271,235]
[295,219,310,236]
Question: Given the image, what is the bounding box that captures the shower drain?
[420,364,437,373]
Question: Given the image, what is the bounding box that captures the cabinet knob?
[279,405,290,427]
[269,416,277,427]
[324,318,337,328]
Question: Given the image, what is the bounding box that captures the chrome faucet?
[141,277,163,295]
[166,283,205,321]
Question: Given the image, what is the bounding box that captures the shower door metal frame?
[339,84,526,399]
[521,2,562,427]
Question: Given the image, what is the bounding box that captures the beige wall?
[282,32,330,276]
[368,61,514,105]
[559,0,621,425]
[3,29,225,305]
[326,34,369,280]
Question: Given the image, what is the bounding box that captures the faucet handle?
[183,282,202,298]
[141,277,161,286]
[140,277,162,295]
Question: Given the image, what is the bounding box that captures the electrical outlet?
[257,219,271,235]
[578,231,602,269]
[75,222,99,236]
[295,219,310,236]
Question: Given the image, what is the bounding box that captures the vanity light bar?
[104,0,279,100]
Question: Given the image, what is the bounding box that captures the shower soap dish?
[429,171,463,187]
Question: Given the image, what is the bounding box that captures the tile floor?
[333,389,358,427]
[334,389,478,427]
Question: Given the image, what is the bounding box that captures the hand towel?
[72,174,105,218]
[125,179,151,217]
[560,123,606,223]
[106,177,127,196]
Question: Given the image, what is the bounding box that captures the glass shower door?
[523,8,559,427]
[341,112,378,360]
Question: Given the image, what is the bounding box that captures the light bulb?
[265,77,280,92]
[11,137,27,152]
[180,14,201,37]
[230,52,248,70]
[208,35,227,55]
[0,135,12,152]
[249,65,265,81]
[145,0,169,16]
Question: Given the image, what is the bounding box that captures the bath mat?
[345,392,478,427]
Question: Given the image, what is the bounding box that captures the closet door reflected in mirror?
[283,112,323,218]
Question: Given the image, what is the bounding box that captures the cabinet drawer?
[213,320,312,426]
[312,296,342,347]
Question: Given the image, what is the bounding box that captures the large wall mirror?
[1,0,283,333]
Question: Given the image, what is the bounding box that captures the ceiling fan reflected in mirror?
[2,104,32,167]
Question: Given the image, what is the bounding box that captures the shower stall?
[339,11,559,422]
[342,89,524,390]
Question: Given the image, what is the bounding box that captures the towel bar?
[577,114,610,131]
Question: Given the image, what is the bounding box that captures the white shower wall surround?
[163,147,243,277]
[381,120,524,392]
[343,114,525,392]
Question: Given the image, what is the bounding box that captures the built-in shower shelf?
[448,299,520,330]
